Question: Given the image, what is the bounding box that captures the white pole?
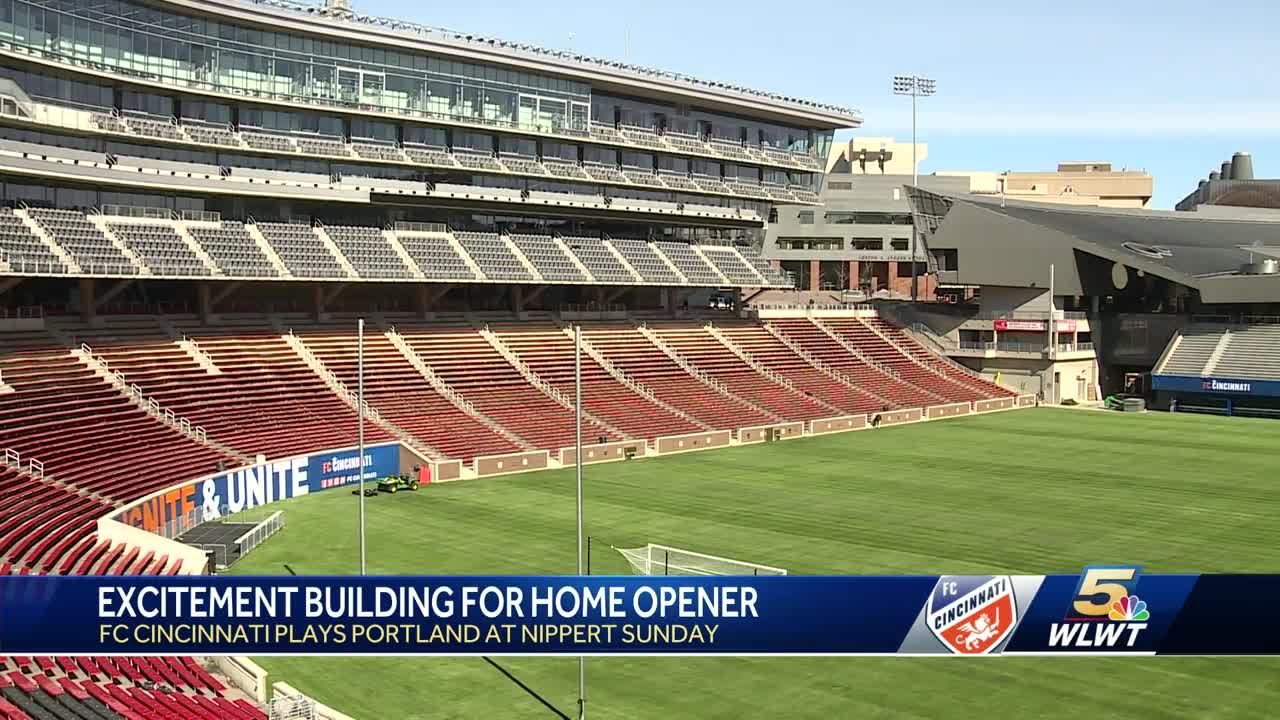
[911,89,918,188]
[910,87,919,300]
[574,324,586,719]
[358,317,366,576]
[1048,265,1056,403]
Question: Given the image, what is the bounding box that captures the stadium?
[0,0,1279,719]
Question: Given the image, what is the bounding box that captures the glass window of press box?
[3,0,589,134]
[4,0,831,159]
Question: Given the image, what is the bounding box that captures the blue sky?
[363,0,1280,208]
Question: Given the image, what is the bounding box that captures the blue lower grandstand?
[1152,322,1280,417]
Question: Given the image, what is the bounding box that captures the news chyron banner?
[1,566,1277,655]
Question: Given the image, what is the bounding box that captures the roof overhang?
[915,192,1280,304]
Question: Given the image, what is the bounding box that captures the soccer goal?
[613,543,787,576]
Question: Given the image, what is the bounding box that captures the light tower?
[893,75,936,301]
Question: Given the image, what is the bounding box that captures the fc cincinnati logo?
[926,576,1018,654]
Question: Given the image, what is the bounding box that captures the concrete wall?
[828,137,927,175]
[398,444,432,475]
[431,459,463,482]
[0,317,44,332]
[473,450,549,477]
[1047,357,1099,403]
[214,657,268,704]
[654,430,732,454]
[974,397,1017,412]
[954,355,1097,403]
[737,422,805,444]
[875,408,922,425]
[979,286,1053,316]
[559,439,647,465]
[926,402,971,419]
[273,682,356,720]
[808,415,868,434]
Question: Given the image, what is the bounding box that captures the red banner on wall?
[994,319,1046,332]
[993,319,1078,333]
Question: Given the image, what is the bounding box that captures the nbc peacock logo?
[1108,595,1150,622]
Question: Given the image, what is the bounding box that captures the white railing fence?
[235,511,286,558]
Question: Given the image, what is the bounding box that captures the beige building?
[827,136,925,175]
[827,137,1153,208]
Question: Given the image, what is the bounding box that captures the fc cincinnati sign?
[1202,378,1252,393]
[925,576,1018,654]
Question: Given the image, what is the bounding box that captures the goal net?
[613,543,787,576]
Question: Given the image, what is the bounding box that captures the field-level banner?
[113,442,401,533]
[4,569,1280,655]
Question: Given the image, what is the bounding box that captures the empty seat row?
[0,208,64,272]
[653,241,723,286]
[323,225,413,279]
[508,234,587,283]
[1212,325,1280,380]
[107,222,210,277]
[561,236,636,284]
[609,239,683,284]
[26,209,137,275]
[186,221,279,278]
[393,232,477,280]
[455,232,533,282]
[256,223,344,278]
[700,247,762,285]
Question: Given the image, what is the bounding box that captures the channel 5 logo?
[1048,565,1150,649]
[1067,565,1147,621]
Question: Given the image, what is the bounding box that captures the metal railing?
[1,448,42,478]
[284,331,385,425]
[959,340,1048,354]
[97,204,171,219]
[1192,314,1280,325]
[1057,342,1096,352]
[385,326,527,448]
[0,305,43,319]
[179,209,222,223]
[0,257,71,274]
[750,303,876,311]
[909,322,957,349]
[971,310,1089,321]
[269,693,317,720]
[78,342,209,443]
[194,543,230,568]
[235,511,285,558]
[559,303,627,314]
[392,220,449,234]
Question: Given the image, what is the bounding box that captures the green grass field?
[231,409,1280,719]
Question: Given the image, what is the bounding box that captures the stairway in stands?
[395,323,609,451]
[643,321,832,421]
[714,321,882,415]
[866,318,1013,399]
[581,324,777,429]
[765,318,938,409]
[493,323,703,440]
[290,324,522,462]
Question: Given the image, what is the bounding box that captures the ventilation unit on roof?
[1239,258,1279,275]
[1230,152,1255,181]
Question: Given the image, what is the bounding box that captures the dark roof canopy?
[913,191,1280,304]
